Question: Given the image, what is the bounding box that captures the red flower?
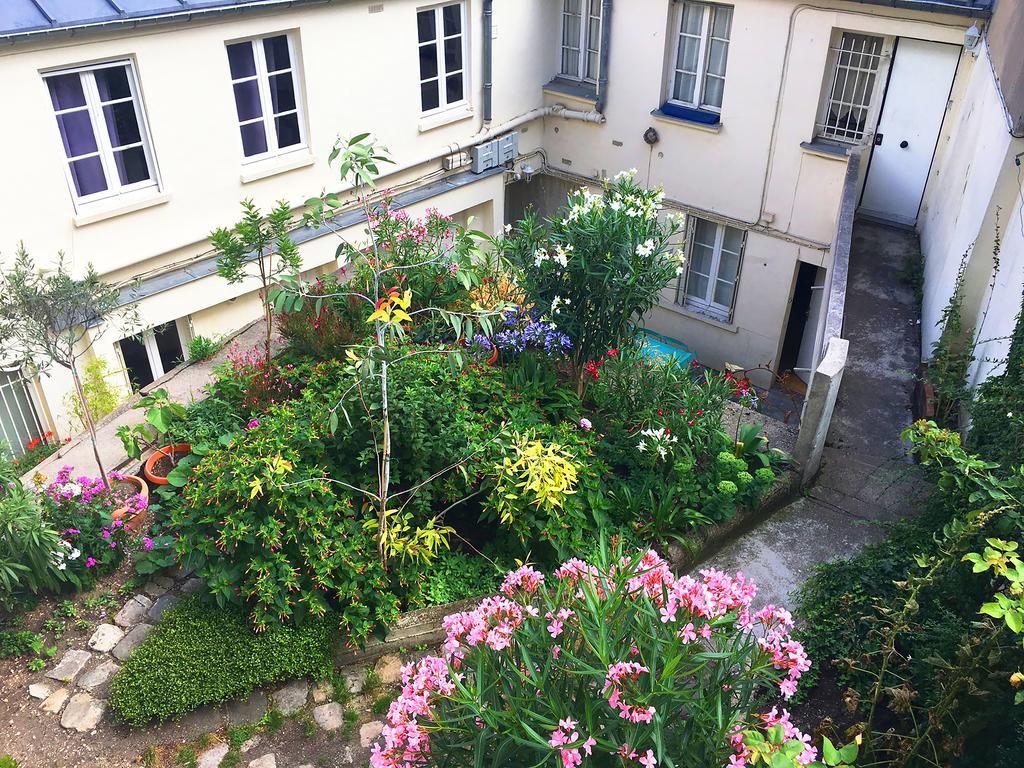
[607,348,618,357]
[657,409,663,416]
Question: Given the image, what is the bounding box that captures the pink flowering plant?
[371,547,855,768]
[39,466,144,581]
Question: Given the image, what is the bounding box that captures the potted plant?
[107,470,150,531]
[116,388,190,486]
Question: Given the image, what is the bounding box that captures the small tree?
[0,247,139,485]
[210,200,302,361]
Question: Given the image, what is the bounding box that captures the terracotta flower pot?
[144,443,193,486]
[109,473,150,533]
[487,345,499,366]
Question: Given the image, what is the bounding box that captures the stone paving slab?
[226,690,268,726]
[114,595,154,628]
[148,593,180,622]
[78,659,120,695]
[29,681,56,700]
[60,692,106,732]
[313,702,343,731]
[198,744,229,768]
[272,679,308,716]
[112,623,154,661]
[46,649,92,684]
[40,687,71,713]
[86,623,125,653]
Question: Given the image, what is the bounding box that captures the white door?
[859,38,960,226]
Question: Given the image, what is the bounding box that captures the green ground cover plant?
[109,596,336,726]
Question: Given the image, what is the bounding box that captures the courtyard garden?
[2,133,1019,767]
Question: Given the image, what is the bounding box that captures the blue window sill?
[657,102,721,125]
[799,140,851,160]
[543,77,598,104]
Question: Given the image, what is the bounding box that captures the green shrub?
[407,551,506,608]
[501,171,685,390]
[109,596,336,726]
[186,335,222,362]
[0,629,41,658]
[276,275,365,360]
[64,358,122,426]
[0,482,66,606]
[165,395,243,447]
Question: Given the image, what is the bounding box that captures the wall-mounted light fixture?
[964,24,982,54]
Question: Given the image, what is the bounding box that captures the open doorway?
[117,320,188,391]
[779,263,826,390]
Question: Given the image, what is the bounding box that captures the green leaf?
[837,742,859,765]
[821,737,840,766]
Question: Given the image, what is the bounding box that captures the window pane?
[677,34,700,73]
[444,36,462,73]
[703,75,724,108]
[95,66,131,102]
[686,272,709,300]
[421,80,440,112]
[707,38,728,77]
[119,335,154,390]
[417,9,436,43]
[713,278,735,308]
[419,42,438,79]
[240,122,268,156]
[56,110,98,157]
[689,242,714,277]
[721,226,743,255]
[680,3,703,35]
[693,218,718,247]
[47,73,86,111]
[153,322,184,373]
[275,113,301,148]
[564,0,582,12]
[442,4,461,36]
[446,73,464,104]
[717,250,739,283]
[563,13,581,47]
[711,6,732,39]
[103,101,143,147]
[69,156,107,197]
[263,35,291,72]
[113,146,151,185]
[269,72,296,114]
[233,80,263,121]
[562,48,580,77]
[674,72,696,103]
[227,42,257,79]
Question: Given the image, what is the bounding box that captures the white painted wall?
[918,42,1012,358]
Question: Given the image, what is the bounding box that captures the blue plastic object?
[638,329,695,368]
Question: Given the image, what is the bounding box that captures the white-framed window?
[668,2,733,112]
[560,0,602,83]
[44,60,158,205]
[417,2,468,114]
[676,217,744,322]
[0,369,45,459]
[226,33,306,160]
[815,31,886,144]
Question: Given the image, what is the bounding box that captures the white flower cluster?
[51,539,82,571]
[636,427,678,460]
[534,243,574,268]
[635,239,656,258]
[613,168,638,182]
[551,295,572,314]
[672,249,687,275]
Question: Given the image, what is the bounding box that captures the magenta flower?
[246,418,261,430]
[85,557,96,568]
[142,537,154,551]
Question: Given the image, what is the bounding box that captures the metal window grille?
[817,33,884,143]
[0,369,44,459]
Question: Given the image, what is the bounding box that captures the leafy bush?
[109,596,336,726]
[63,358,122,427]
[9,431,61,472]
[174,394,398,635]
[0,629,41,658]
[186,334,221,362]
[369,549,840,768]
[501,171,684,390]
[406,551,507,608]
[210,346,306,417]
[0,481,66,605]
[165,395,244,447]
[276,275,365,359]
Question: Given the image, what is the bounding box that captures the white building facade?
[0,0,996,450]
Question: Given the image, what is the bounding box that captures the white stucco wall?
[918,42,1013,359]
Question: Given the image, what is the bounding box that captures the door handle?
[900,140,909,149]
[874,133,884,146]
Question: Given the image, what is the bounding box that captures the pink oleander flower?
[142,536,154,551]
[579,417,592,431]
[500,564,545,598]
[85,557,96,568]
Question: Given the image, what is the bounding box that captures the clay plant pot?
[144,443,193,486]
[109,473,150,533]
[487,345,499,366]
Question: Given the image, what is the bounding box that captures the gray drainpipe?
[595,0,613,113]
[482,0,494,123]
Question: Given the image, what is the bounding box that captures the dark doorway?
[119,335,154,391]
[779,262,820,381]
